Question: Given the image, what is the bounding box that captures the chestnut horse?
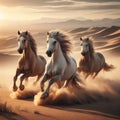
[13,31,46,91]
[78,37,114,79]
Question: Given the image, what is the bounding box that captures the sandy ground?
[1,87,120,120]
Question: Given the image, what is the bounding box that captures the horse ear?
[18,31,20,35]
[47,32,49,35]
[56,32,59,36]
[87,37,89,41]
[80,37,83,41]
[25,31,28,35]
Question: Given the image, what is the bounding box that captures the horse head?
[46,31,59,57]
[17,31,29,54]
[80,37,91,56]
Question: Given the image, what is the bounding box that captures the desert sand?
[0,26,120,120]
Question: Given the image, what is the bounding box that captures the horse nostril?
[46,51,48,54]
[46,50,52,57]
[17,48,23,54]
[46,50,49,55]
[81,52,85,56]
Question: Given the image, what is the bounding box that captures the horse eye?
[54,41,56,44]
[23,39,26,42]
[46,40,48,43]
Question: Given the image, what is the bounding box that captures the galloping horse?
[40,30,82,99]
[13,31,46,91]
[78,37,114,79]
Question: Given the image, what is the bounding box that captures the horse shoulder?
[62,56,77,80]
[47,59,66,76]
[17,57,24,68]
[38,55,46,65]
[70,56,77,64]
[96,52,105,60]
[94,52,105,64]
[79,58,86,68]
[44,61,52,75]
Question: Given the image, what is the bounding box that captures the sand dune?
[70,26,120,55]
[0,26,120,55]
[70,28,89,33]
[93,26,120,38]
[103,33,120,40]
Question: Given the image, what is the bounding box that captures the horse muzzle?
[17,48,23,54]
[46,50,52,57]
[81,52,86,56]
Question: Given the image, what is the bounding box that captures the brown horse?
[13,31,46,91]
[78,37,114,79]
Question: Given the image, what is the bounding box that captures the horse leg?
[63,76,74,88]
[56,80,62,88]
[63,80,70,88]
[41,75,61,99]
[93,70,100,79]
[13,68,21,91]
[33,75,41,85]
[19,72,31,91]
[40,74,51,92]
[84,73,89,80]
[63,73,83,88]
[24,77,28,86]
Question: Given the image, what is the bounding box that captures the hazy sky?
[0,0,120,21]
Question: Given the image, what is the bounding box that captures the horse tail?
[39,55,47,65]
[103,62,115,71]
[72,73,84,89]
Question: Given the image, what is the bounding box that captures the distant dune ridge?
[0,26,120,56]
[70,26,120,55]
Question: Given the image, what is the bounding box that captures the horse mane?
[23,32,37,55]
[84,38,95,58]
[49,30,72,63]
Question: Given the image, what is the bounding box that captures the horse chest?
[47,61,65,77]
[24,62,29,69]
[52,65,63,75]
[21,60,31,72]
[80,60,91,72]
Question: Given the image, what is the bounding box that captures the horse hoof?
[13,86,18,92]
[41,88,44,92]
[40,92,49,99]
[19,85,25,91]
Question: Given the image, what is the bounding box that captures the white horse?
[78,37,114,79]
[40,30,82,99]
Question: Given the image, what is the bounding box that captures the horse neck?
[83,52,94,62]
[52,44,65,63]
[23,42,34,59]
